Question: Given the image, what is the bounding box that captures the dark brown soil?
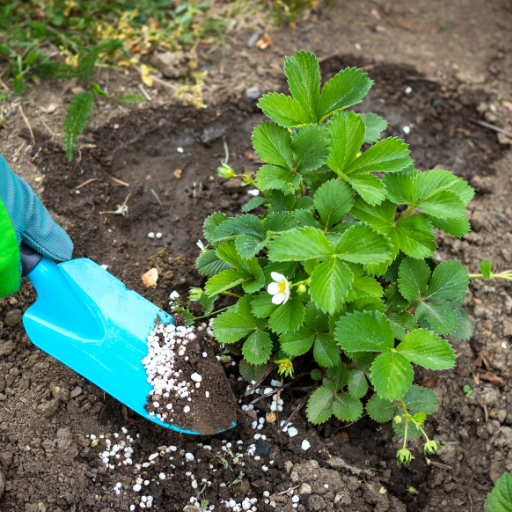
[2,41,512,512]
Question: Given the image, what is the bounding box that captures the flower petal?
[270,272,286,283]
[272,293,285,305]
[267,282,279,295]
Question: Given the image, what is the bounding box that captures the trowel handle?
[20,243,43,277]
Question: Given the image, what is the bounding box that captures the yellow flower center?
[277,280,287,294]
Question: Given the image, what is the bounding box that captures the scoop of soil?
[143,315,237,435]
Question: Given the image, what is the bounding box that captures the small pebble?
[148,232,155,239]
[301,439,311,451]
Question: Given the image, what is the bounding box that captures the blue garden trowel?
[20,244,236,435]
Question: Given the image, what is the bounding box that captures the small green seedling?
[192,50,478,465]
[463,385,473,398]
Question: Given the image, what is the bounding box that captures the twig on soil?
[428,460,452,470]
[405,76,441,83]
[110,176,130,187]
[0,68,8,90]
[138,84,152,102]
[392,8,425,32]
[18,104,35,146]
[76,178,103,190]
[32,147,42,161]
[279,390,313,433]
[151,188,162,205]
[468,474,474,512]
[276,485,300,496]
[469,118,512,139]
[38,115,56,138]
[222,140,229,165]
[12,141,26,158]
[244,358,275,396]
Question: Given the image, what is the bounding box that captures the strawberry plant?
[192,50,475,463]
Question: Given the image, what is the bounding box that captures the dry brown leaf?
[174,169,182,179]
[479,372,504,386]
[473,350,493,370]
[266,411,276,424]
[421,376,440,389]
[255,33,272,50]
[141,268,159,288]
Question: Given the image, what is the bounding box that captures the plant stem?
[397,205,413,222]
[469,271,512,281]
[193,306,229,320]
[290,278,310,288]
[221,291,242,298]
[399,398,409,449]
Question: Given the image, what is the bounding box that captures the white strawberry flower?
[267,272,290,305]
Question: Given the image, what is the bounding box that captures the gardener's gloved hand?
[0,154,73,297]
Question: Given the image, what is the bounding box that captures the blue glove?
[0,154,73,261]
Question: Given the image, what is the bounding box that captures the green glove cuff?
[0,197,20,297]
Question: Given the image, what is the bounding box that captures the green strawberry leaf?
[256,165,301,194]
[425,260,469,302]
[326,111,365,175]
[396,329,456,370]
[257,92,309,127]
[361,113,388,144]
[335,310,394,353]
[398,258,431,301]
[366,393,397,422]
[284,50,321,123]
[314,178,355,229]
[332,392,363,421]
[307,384,335,424]
[292,123,330,172]
[268,226,333,261]
[310,258,354,314]
[401,385,438,414]
[196,250,232,275]
[242,330,272,365]
[450,308,473,341]
[371,351,414,401]
[314,333,341,367]
[280,326,316,356]
[348,369,369,399]
[252,122,294,169]
[268,297,305,335]
[415,302,458,335]
[203,212,229,243]
[318,66,372,121]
